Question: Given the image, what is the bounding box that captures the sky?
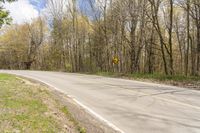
[4,0,96,24]
[4,0,46,24]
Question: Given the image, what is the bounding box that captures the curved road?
[1,70,200,133]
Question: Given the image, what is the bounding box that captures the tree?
[0,0,16,28]
[0,17,45,69]
[25,18,45,69]
[0,0,200,76]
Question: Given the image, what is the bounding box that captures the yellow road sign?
[112,57,119,64]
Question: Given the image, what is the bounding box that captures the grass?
[0,74,83,133]
[94,71,199,81]
[91,72,200,88]
[61,107,86,133]
[127,73,200,82]
[0,73,15,80]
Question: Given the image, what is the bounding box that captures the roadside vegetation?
[0,74,85,133]
[92,72,200,89]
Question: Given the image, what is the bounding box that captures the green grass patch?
[127,73,200,82]
[0,74,81,132]
[61,106,86,133]
[0,73,16,80]
[61,106,74,122]
[92,72,200,87]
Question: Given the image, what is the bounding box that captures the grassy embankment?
[0,74,86,133]
[91,72,200,89]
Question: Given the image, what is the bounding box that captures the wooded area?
[0,0,200,76]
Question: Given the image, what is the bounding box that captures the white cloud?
[4,0,39,24]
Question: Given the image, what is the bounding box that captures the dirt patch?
[16,77,37,86]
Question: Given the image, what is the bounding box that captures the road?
[1,70,200,133]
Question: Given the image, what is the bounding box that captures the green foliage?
[0,0,16,2]
[0,8,12,27]
[78,127,86,133]
[0,0,16,28]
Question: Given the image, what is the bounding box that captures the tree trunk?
[168,0,174,75]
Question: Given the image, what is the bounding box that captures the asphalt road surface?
[1,70,200,133]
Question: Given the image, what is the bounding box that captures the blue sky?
[78,0,95,16]
[28,0,95,16]
[29,0,46,12]
[4,0,96,24]
[78,0,100,19]
[28,0,90,12]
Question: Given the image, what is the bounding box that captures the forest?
[0,0,199,76]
